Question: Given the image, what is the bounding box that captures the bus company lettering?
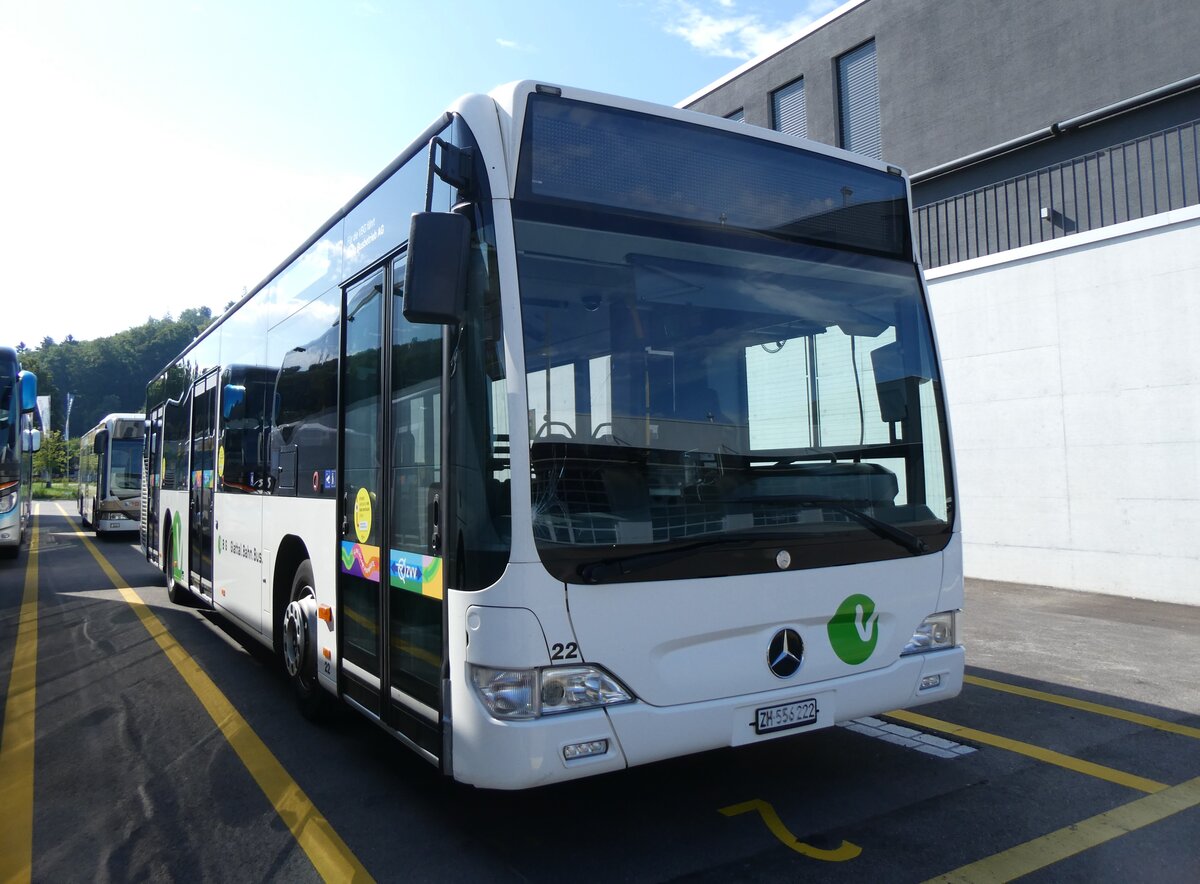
[394,560,420,582]
[345,218,385,260]
[218,535,262,564]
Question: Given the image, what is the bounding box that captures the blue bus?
[0,346,39,559]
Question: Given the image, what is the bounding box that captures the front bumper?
[451,647,964,789]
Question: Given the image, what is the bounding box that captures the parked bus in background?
[79,412,145,534]
[0,346,39,559]
[143,82,962,789]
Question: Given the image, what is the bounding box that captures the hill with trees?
[15,307,214,438]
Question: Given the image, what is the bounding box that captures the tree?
[21,306,212,434]
[33,429,69,481]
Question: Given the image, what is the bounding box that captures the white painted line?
[839,717,977,757]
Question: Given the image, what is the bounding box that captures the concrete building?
[683,0,1200,604]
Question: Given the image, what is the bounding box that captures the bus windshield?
[0,371,15,456]
[513,95,952,584]
[110,438,144,497]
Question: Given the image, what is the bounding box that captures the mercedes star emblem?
[768,628,804,678]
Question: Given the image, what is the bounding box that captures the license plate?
[755,698,818,734]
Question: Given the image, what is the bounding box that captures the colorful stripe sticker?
[389,549,443,599]
[339,541,381,582]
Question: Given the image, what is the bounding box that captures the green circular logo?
[827,593,880,665]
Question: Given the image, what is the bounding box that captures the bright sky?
[1,0,840,348]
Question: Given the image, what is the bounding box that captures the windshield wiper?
[811,500,928,556]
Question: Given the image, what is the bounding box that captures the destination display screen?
[516,92,912,260]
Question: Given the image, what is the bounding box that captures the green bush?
[33,483,79,501]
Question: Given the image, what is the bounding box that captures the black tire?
[164,525,188,605]
[0,544,18,560]
[282,560,329,721]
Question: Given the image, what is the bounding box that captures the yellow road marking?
[0,513,38,884]
[720,799,862,861]
[58,505,373,883]
[964,673,1200,740]
[926,773,1200,883]
[887,709,1168,794]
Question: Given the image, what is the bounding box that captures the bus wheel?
[282,561,328,720]
[165,529,187,605]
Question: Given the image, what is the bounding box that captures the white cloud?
[496,37,535,52]
[664,0,841,60]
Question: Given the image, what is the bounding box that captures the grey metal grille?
[772,78,807,138]
[838,41,881,160]
[915,118,1200,269]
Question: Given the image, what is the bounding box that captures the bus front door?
[188,371,218,599]
[338,271,388,718]
[338,258,445,762]
[383,251,445,760]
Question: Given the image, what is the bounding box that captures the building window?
[837,40,881,159]
[771,78,806,138]
[725,108,745,123]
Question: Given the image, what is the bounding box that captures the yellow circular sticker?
[218,445,225,479]
[354,487,372,543]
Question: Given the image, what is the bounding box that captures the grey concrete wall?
[685,0,1200,176]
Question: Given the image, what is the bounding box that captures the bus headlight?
[0,489,16,514]
[540,666,632,715]
[470,664,633,720]
[901,611,958,655]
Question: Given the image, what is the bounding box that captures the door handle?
[431,493,441,552]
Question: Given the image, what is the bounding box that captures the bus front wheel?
[282,561,328,721]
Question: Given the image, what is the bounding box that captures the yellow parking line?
[59,506,373,883]
[887,709,1168,794]
[926,773,1200,883]
[965,673,1200,740]
[720,799,862,861]
[0,514,38,884]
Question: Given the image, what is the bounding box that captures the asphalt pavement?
[1,503,1197,883]
[964,577,1200,716]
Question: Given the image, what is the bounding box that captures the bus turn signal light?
[318,604,332,623]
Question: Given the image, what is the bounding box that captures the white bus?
[0,346,39,559]
[79,412,145,534]
[143,82,962,789]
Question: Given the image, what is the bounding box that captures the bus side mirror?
[23,429,41,453]
[402,212,469,325]
[18,370,37,413]
[94,429,109,455]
